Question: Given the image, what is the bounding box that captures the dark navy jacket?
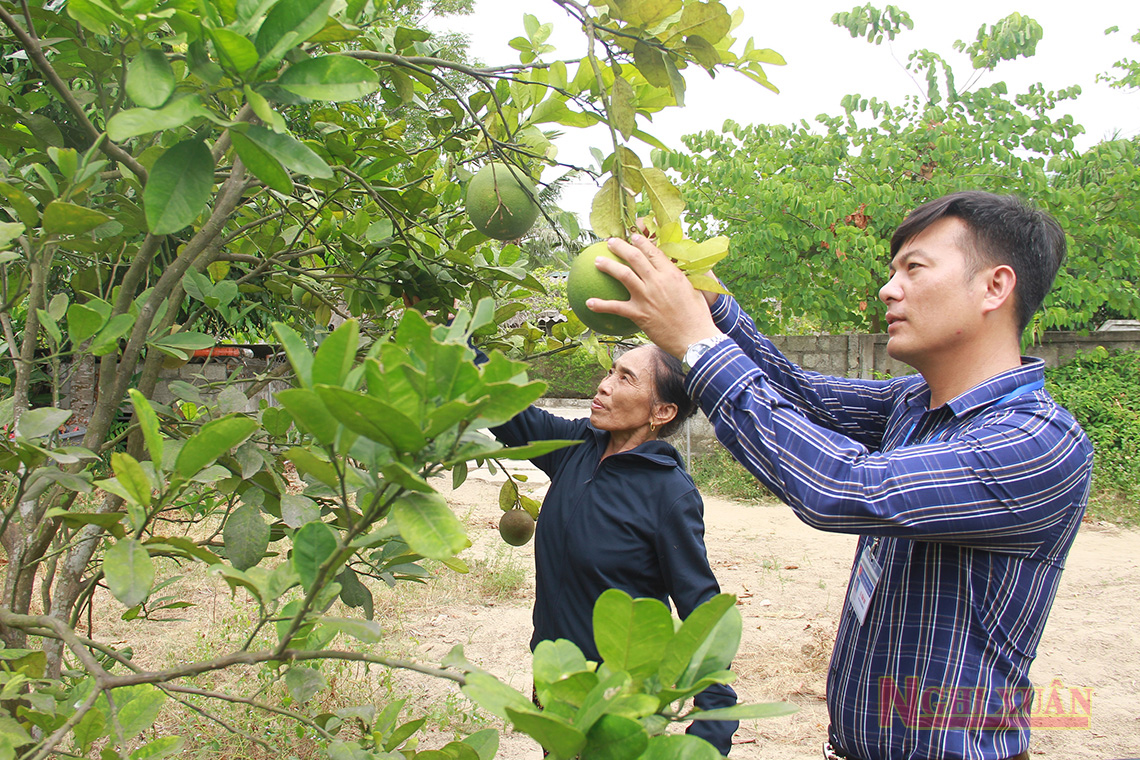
[492,405,739,754]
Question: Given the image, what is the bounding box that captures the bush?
[527,349,608,398]
[689,445,774,503]
[1046,347,1140,525]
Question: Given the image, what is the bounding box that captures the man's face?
[590,346,658,434]
[878,217,989,370]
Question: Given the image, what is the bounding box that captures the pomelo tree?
[0,0,794,756]
[658,6,1140,335]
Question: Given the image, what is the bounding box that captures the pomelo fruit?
[567,241,640,336]
[499,508,536,546]
[465,162,539,240]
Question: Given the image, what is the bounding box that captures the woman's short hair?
[649,346,698,439]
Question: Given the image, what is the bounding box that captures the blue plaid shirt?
[686,296,1094,760]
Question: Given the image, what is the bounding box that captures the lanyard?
[899,379,1044,447]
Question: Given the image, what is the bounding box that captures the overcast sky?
[432,1,1140,220]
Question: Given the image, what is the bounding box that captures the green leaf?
[209,28,259,74]
[460,671,535,720]
[67,0,126,36]
[72,705,108,751]
[574,670,630,733]
[223,503,270,570]
[130,735,185,759]
[284,446,340,487]
[641,733,723,760]
[36,308,62,345]
[495,440,580,461]
[532,639,590,686]
[312,319,358,387]
[337,567,374,618]
[610,0,681,26]
[107,96,210,141]
[277,390,339,445]
[144,139,215,235]
[658,593,734,686]
[611,76,636,141]
[590,176,632,239]
[461,729,500,760]
[112,451,153,508]
[255,0,334,57]
[666,594,741,691]
[244,85,287,132]
[293,520,339,590]
[641,168,685,227]
[112,684,166,736]
[391,491,467,561]
[315,385,426,452]
[42,201,111,235]
[67,303,104,343]
[0,221,24,250]
[242,125,333,179]
[506,707,586,760]
[272,321,314,387]
[593,589,674,678]
[230,130,293,194]
[128,389,164,471]
[14,407,72,439]
[320,616,382,644]
[689,701,798,720]
[582,714,647,760]
[149,331,215,358]
[284,666,326,703]
[276,56,379,102]
[126,48,175,108]
[104,539,155,608]
[90,313,136,356]
[175,414,258,478]
[281,493,320,528]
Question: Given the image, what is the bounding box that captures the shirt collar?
[902,357,1047,417]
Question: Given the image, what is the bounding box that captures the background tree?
[0,0,795,757]
[659,5,1140,335]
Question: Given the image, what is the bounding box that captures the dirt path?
[424,469,1140,760]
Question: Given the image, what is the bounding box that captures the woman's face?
[589,346,660,434]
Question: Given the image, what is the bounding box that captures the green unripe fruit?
[465,162,540,240]
[498,508,536,546]
[567,241,640,336]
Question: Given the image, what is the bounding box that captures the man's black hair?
[890,191,1066,333]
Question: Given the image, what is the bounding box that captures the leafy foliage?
[1046,347,1140,518]
[0,0,791,756]
[660,8,1140,334]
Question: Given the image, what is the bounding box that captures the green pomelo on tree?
[499,508,536,546]
[465,162,540,240]
[567,241,640,336]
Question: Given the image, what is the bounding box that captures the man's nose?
[879,273,900,304]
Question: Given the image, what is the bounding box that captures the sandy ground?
[414,462,1140,760]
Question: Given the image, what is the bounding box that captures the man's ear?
[981,264,1017,316]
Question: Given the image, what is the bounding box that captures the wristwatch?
[682,334,728,373]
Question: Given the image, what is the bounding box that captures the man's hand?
[586,234,722,358]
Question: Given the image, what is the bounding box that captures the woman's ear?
[652,402,678,430]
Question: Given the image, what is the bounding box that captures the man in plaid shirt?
[585,192,1094,760]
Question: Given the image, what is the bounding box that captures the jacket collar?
[585,425,684,468]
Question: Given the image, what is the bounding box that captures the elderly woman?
[490,344,738,755]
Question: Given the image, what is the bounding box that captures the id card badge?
[848,540,883,626]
